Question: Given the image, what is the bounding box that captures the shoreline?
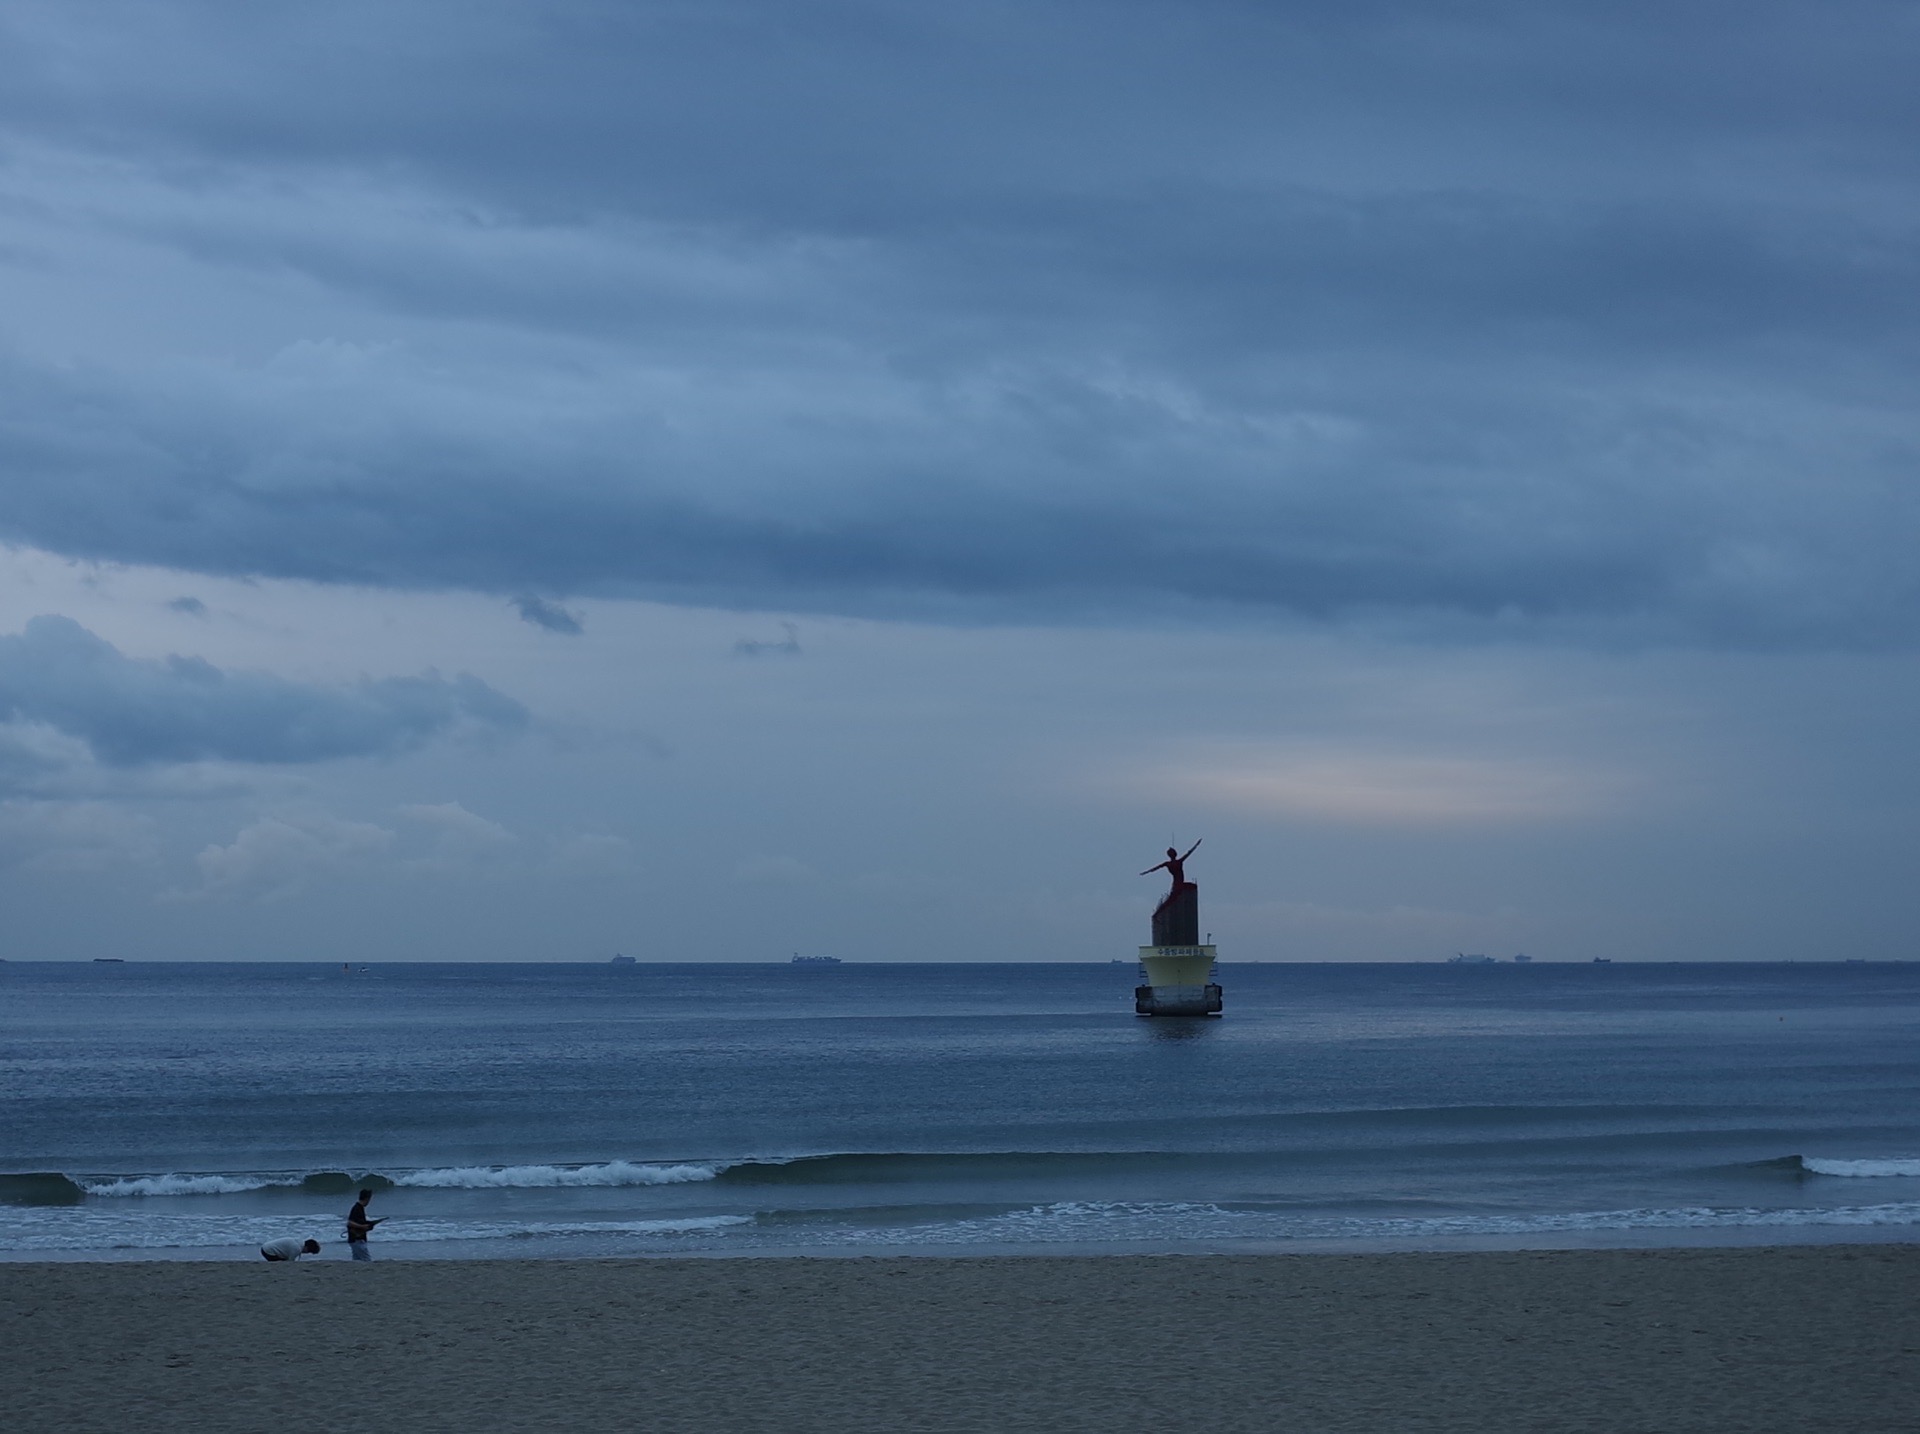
[8,1221,1920,1264]
[7,1245,1917,1433]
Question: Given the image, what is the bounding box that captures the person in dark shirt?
[345,1189,384,1261]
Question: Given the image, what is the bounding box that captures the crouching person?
[260,1237,323,1262]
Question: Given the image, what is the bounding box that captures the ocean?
[4,960,1919,1261]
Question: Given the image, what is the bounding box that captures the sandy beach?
[5,1246,1917,1433]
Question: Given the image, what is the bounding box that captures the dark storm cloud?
[0,615,529,766]
[511,595,584,635]
[0,1,1915,645]
[6,1,1909,225]
[735,623,801,658]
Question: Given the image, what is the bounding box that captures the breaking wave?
[391,1161,726,1189]
[2,1161,739,1204]
[79,1174,277,1198]
[714,1151,1124,1185]
[18,1148,1920,1208]
[1799,1156,1920,1178]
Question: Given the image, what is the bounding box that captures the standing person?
[260,1237,322,1262]
[345,1189,384,1261]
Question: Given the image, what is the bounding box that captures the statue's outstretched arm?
[1180,838,1203,861]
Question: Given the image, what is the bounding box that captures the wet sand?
[6,1246,1918,1433]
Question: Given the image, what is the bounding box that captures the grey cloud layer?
[0,616,528,767]
[0,1,1915,644]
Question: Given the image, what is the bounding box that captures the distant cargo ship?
[791,955,842,966]
[1447,953,1497,965]
[609,954,636,965]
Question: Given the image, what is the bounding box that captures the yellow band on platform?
[1137,945,1217,987]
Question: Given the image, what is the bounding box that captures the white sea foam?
[1365,1201,1920,1238]
[79,1174,277,1198]
[505,1216,754,1237]
[801,1197,1920,1250]
[1800,1157,1920,1178]
[8,1193,1920,1254]
[390,1161,725,1190]
[0,1209,754,1252]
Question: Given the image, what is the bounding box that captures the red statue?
[1141,839,1202,898]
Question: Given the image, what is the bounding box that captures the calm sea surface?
[4,961,1919,1260]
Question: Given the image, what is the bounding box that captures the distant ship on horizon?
[609,954,636,965]
[791,955,842,966]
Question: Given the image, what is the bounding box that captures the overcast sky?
[2,0,1916,961]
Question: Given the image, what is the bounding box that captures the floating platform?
[1135,944,1222,1017]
